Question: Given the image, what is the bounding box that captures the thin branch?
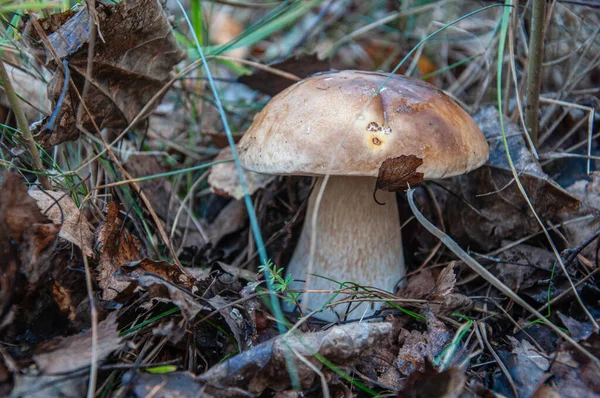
[524,0,547,146]
[0,61,51,190]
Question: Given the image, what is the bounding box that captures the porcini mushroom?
[238,70,489,321]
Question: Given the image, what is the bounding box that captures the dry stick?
[477,322,520,398]
[0,61,51,190]
[406,188,600,366]
[524,0,546,146]
[79,9,99,396]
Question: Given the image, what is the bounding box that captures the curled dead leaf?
[30,0,185,148]
[374,154,424,204]
[96,202,144,300]
[28,189,94,257]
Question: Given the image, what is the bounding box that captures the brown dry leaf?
[207,200,247,245]
[28,189,94,257]
[430,263,471,314]
[398,367,466,398]
[0,64,50,122]
[448,107,581,250]
[33,312,122,374]
[238,53,330,96]
[560,173,600,261]
[496,245,555,290]
[395,329,428,376]
[117,260,205,320]
[398,268,437,300]
[208,146,275,200]
[0,173,50,243]
[493,337,549,398]
[96,202,144,300]
[31,0,185,148]
[432,262,457,299]
[52,281,76,321]
[199,322,391,395]
[240,283,276,345]
[118,258,196,291]
[0,173,50,318]
[0,173,62,285]
[425,310,452,363]
[551,347,600,398]
[395,311,451,377]
[375,154,424,196]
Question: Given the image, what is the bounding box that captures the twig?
[0,61,51,190]
[524,0,546,146]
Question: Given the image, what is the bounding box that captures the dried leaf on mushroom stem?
[374,154,424,204]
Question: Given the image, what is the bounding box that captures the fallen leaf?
[0,173,50,243]
[207,295,246,352]
[30,0,185,148]
[0,173,49,319]
[198,322,392,395]
[0,63,50,122]
[208,146,275,200]
[52,281,76,321]
[493,244,556,291]
[96,202,144,300]
[33,312,122,374]
[116,263,205,320]
[448,107,580,250]
[425,310,452,364]
[560,173,600,261]
[206,200,248,245]
[398,268,437,300]
[375,155,424,202]
[12,374,87,398]
[0,173,62,285]
[395,329,428,376]
[151,319,186,345]
[28,189,94,257]
[557,313,594,342]
[118,258,196,291]
[432,262,457,299]
[395,311,451,377]
[398,367,466,398]
[492,337,549,398]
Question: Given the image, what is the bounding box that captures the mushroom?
[238,70,489,321]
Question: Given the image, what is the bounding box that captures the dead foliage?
[28,0,185,148]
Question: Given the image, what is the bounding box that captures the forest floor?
[1,0,600,397]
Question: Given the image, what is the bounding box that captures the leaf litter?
[2,1,600,397]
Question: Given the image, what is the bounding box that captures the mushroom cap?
[238,70,489,179]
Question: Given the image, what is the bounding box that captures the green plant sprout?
[258,259,300,306]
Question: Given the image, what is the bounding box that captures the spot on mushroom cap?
[238,70,489,179]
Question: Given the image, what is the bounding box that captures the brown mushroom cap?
[238,70,489,179]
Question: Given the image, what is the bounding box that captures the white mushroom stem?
[285,176,405,322]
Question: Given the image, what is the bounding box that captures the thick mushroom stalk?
[285,176,404,321]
